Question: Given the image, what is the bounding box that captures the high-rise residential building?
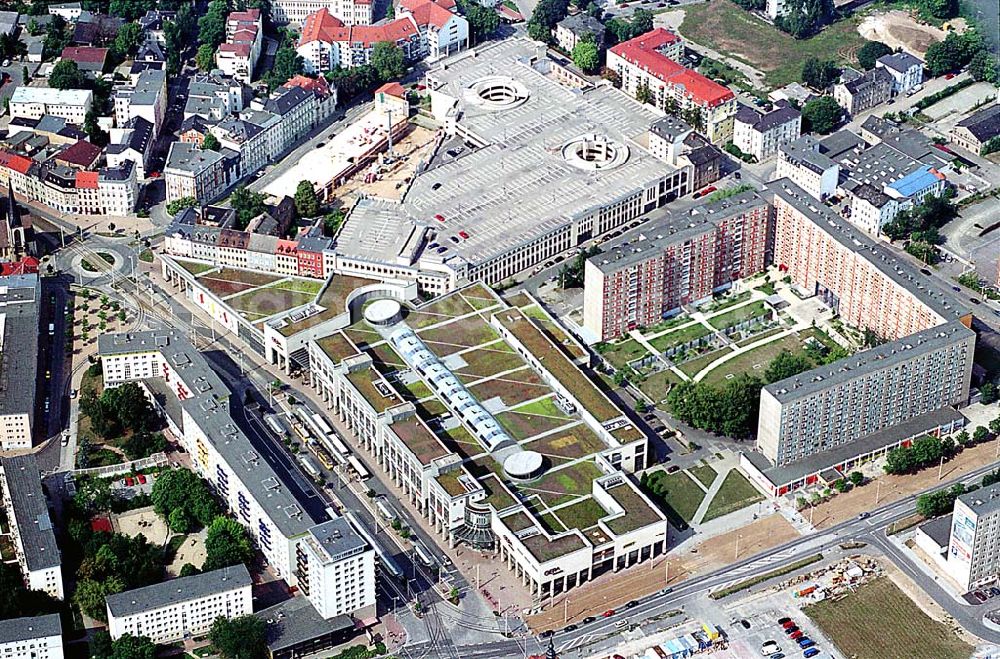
[106,566,253,644]
[0,455,63,599]
[0,615,63,659]
[946,484,1000,591]
[97,331,377,623]
[607,29,737,144]
[583,190,770,341]
[0,274,39,450]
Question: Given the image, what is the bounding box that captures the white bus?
[326,433,350,458]
[298,455,321,478]
[311,413,333,438]
[264,414,287,437]
[375,500,398,522]
[347,455,371,481]
[413,543,435,567]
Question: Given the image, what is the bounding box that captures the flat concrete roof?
[0,454,60,571]
[0,614,61,643]
[350,38,676,269]
[105,565,250,618]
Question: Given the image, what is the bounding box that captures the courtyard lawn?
[636,369,682,405]
[510,396,572,418]
[647,323,712,353]
[804,578,972,659]
[678,348,730,378]
[678,1,867,89]
[225,287,315,319]
[689,463,718,489]
[642,469,706,527]
[701,470,764,522]
[700,328,845,386]
[596,339,650,370]
[707,301,768,330]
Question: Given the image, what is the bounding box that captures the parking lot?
[723,603,840,659]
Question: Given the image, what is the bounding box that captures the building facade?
[950,104,1000,155]
[0,274,39,449]
[947,485,1000,592]
[607,29,737,144]
[875,52,922,94]
[9,87,92,124]
[0,455,64,599]
[583,191,770,341]
[732,100,801,162]
[164,142,231,203]
[273,0,373,25]
[113,68,167,137]
[106,566,253,644]
[0,615,63,659]
[833,68,892,116]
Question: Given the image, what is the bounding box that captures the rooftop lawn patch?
[469,371,552,408]
[604,482,664,535]
[510,396,571,419]
[596,339,649,370]
[316,332,358,364]
[701,470,764,522]
[418,315,500,351]
[204,268,280,286]
[225,287,315,318]
[416,293,476,318]
[522,531,586,562]
[266,278,324,295]
[198,277,258,299]
[440,424,487,460]
[390,416,450,465]
[496,411,574,441]
[502,291,533,308]
[501,511,535,532]
[524,425,607,460]
[277,275,378,336]
[346,368,400,413]
[453,347,527,380]
[398,378,432,401]
[553,497,607,530]
[521,460,604,506]
[365,343,405,373]
[175,259,215,276]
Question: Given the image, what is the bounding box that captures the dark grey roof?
[98,331,329,536]
[214,117,263,143]
[917,513,952,547]
[684,144,722,166]
[958,482,1000,517]
[734,104,761,126]
[179,115,213,135]
[0,454,60,571]
[0,614,61,643]
[257,597,354,653]
[105,565,251,618]
[851,182,890,207]
[780,135,838,175]
[100,159,134,181]
[590,191,767,274]
[166,142,225,174]
[35,115,67,135]
[649,115,692,141]
[842,67,893,94]
[264,87,311,116]
[877,51,922,73]
[0,274,39,421]
[296,234,333,252]
[744,408,965,487]
[860,115,950,167]
[123,116,154,153]
[556,13,605,39]
[818,130,865,160]
[770,179,971,322]
[955,104,1000,143]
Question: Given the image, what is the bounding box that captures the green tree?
[49,60,88,90]
[457,0,500,44]
[0,563,61,620]
[856,41,892,70]
[371,41,406,82]
[112,22,144,60]
[203,133,221,151]
[84,109,110,148]
[764,350,813,384]
[210,616,268,659]
[773,0,833,37]
[168,507,194,534]
[801,96,841,134]
[884,446,915,474]
[635,80,652,104]
[108,634,157,659]
[294,180,320,218]
[571,38,600,74]
[198,0,230,48]
[74,576,125,622]
[801,57,839,89]
[196,43,216,72]
[848,471,864,487]
[924,31,983,77]
[266,46,305,89]
[152,469,220,529]
[230,186,266,230]
[973,425,989,444]
[43,15,70,61]
[204,517,255,571]
[526,0,569,43]
[179,563,200,577]
[990,417,1000,435]
[121,432,168,461]
[109,0,157,20]
[323,209,346,236]
[969,49,999,84]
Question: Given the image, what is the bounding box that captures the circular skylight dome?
[364,299,403,327]
[468,77,530,110]
[561,134,630,171]
[503,450,545,481]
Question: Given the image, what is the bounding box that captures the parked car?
[989,587,1000,597]
[563,624,577,632]
[790,630,803,640]
[582,616,597,624]
[784,625,799,635]
[974,590,988,602]
[602,609,616,617]
[124,476,134,487]
[625,600,639,609]
[667,465,680,473]
[798,638,814,649]
[761,641,781,655]
[539,630,554,639]
[781,621,796,630]
[802,649,819,659]
[777,617,791,625]
[136,474,147,485]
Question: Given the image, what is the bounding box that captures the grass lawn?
[700,328,844,386]
[647,323,711,353]
[554,497,608,530]
[175,259,214,276]
[269,278,324,295]
[596,339,649,370]
[643,470,706,526]
[700,291,750,314]
[510,396,571,418]
[525,425,608,460]
[226,287,315,318]
[803,578,973,659]
[637,369,682,405]
[689,463,718,489]
[678,1,867,88]
[735,327,785,347]
[523,461,604,506]
[707,301,768,330]
[679,348,730,378]
[496,410,573,441]
[701,470,764,522]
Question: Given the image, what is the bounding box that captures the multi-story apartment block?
[775,135,839,200]
[106,566,252,644]
[945,484,1000,592]
[607,29,737,144]
[950,103,1000,155]
[0,274,39,450]
[833,67,892,116]
[184,73,248,122]
[283,75,338,122]
[732,100,801,162]
[0,615,63,659]
[10,87,92,124]
[216,9,263,83]
[0,151,138,217]
[98,331,377,622]
[294,518,376,619]
[553,13,605,53]
[757,320,974,466]
[113,68,167,137]
[875,51,923,94]
[0,454,63,599]
[139,9,176,47]
[273,0,373,25]
[209,118,267,180]
[164,142,233,203]
[397,0,468,62]
[107,116,154,180]
[583,191,770,341]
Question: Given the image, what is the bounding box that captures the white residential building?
[876,52,923,95]
[107,116,154,180]
[113,69,167,137]
[98,331,377,622]
[732,100,801,162]
[164,142,231,203]
[273,0,373,25]
[774,135,840,200]
[47,2,81,20]
[0,615,63,659]
[216,9,263,84]
[9,87,92,125]
[398,0,468,62]
[946,483,1000,592]
[0,275,39,450]
[0,455,64,600]
[106,566,253,644]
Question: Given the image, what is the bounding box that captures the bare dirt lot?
[167,533,208,576]
[336,124,437,202]
[810,440,1000,530]
[113,507,170,546]
[858,10,962,57]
